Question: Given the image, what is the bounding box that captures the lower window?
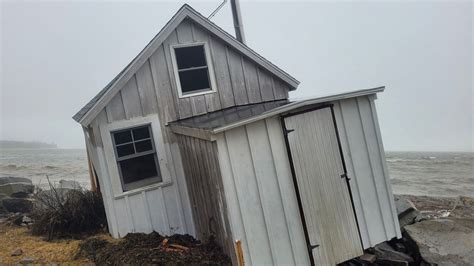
[111,125,162,191]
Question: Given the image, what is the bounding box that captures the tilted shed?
[73,5,400,265]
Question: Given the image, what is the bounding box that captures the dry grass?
[0,223,112,264]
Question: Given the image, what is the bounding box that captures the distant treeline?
[0,140,57,149]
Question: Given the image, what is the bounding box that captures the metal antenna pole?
[230,0,246,44]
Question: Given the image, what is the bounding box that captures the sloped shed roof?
[73,4,299,125]
[169,86,385,139]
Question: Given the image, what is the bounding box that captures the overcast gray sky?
[1,0,472,151]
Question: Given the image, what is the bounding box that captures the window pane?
[135,139,153,153]
[179,68,211,93]
[119,154,159,185]
[175,45,207,69]
[132,126,150,141]
[114,130,132,144]
[116,143,135,157]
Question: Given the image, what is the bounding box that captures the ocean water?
[0,149,472,197]
[386,151,473,197]
[0,149,90,189]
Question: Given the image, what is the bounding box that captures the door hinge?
[284,128,295,135]
[341,173,350,180]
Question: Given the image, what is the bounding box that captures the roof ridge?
[73,4,299,125]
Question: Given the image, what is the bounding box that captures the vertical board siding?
[149,45,178,122]
[224,126,274,265]
[273,78,290,100]
[136,61,159,115]
[242,59,262,103]
[216,117,310,266]
[121,76,143,119]
[246,121,295,265]
[265,118,310,266]
[227,49,249,105]
[129,194,152,233]
[177,135,236,264]
[105,92,126,123]
[356,97,396,238]
[333,96,400,248]
[212,38,235,109]
[258,68,275,101]
[368,97,401,239]
[163,29,193,119]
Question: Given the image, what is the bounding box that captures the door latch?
[284,128,295,135]
[341,173,350,180]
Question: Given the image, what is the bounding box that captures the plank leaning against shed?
[73,3,401,265]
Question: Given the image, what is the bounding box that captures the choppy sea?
[0,149,472,197]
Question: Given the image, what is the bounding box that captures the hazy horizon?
[1,1,472,152]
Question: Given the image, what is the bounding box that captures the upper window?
[171,43,216,97]
[111,125,162,191]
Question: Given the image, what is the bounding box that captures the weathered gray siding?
[152,18,289,121]
[333,96,401,248]
[177,135,236,264]
[215,117,310,266]
[87,107,195,239]
[84,16,292,243]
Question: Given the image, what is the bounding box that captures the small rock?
[2,198,33,213]
[375,258,408,266]
[0,183,34,197]
[19,257,35,264]
[394,242,406,253]
[11,249,22,256]
[374,242,414,263]
[359,253,376,263]
[0,177,32,185]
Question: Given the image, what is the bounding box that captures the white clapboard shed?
[73,4,401,265]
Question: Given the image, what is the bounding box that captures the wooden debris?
[235,240,244,266]
[169,244,189,251]
[161,238,168,247]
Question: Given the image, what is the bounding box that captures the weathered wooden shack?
[73,4,400,265]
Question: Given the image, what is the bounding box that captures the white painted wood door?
[283,107,363,265]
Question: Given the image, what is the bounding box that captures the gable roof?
[73,4,300,125]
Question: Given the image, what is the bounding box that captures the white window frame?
[170,42,218,98]
[100,114,172,197]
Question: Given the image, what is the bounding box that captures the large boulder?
[0,183,34,197]
[404,218,474,265]
[0,177,32,185]
[394,195,420,228]
[2,197,33,213]
[373,242,414,264]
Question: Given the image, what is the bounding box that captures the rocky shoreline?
[0,176,473,265]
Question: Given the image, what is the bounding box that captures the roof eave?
[73,4,299,126]
[209,86,385,134]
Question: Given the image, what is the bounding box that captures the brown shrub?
[30,178,107,240]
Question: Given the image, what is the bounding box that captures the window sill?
[178,89,216,99]
[114,181,173,199]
